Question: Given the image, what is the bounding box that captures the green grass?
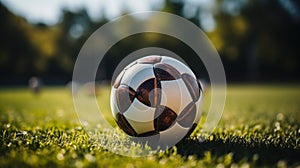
[0,85,300,167]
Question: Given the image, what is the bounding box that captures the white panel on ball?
[160,79,193,114]
[110,88,119,119]
[124,98,156,122]
[161,56,195,77]
[177,79,194,114]
[158,122,189,147]
[124,61,137,70]
[194,92,203,124]
[126,118,155,134]
[121,63,155,90]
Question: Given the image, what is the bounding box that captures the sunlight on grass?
[0,84,299,167]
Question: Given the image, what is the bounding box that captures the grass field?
[0,85,299,167]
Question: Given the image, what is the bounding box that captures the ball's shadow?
[176,137,300,165]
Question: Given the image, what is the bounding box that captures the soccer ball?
[110,55,203,144]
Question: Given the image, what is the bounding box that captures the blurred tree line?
[0,0,299,85]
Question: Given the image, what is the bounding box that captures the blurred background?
[0,0,299,85]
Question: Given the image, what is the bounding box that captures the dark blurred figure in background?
[29,77,42,94]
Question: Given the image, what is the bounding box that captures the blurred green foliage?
[0,0,299,84]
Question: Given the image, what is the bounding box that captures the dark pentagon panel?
[137,130,159,137]
[177,102,196,128]
[181,73,201,102]
[136,78,161,107]
[137,56,162,64]
[153,63,181,81]
[116,113,137,136]
[154,106,177,131]
[116,85,136,113]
